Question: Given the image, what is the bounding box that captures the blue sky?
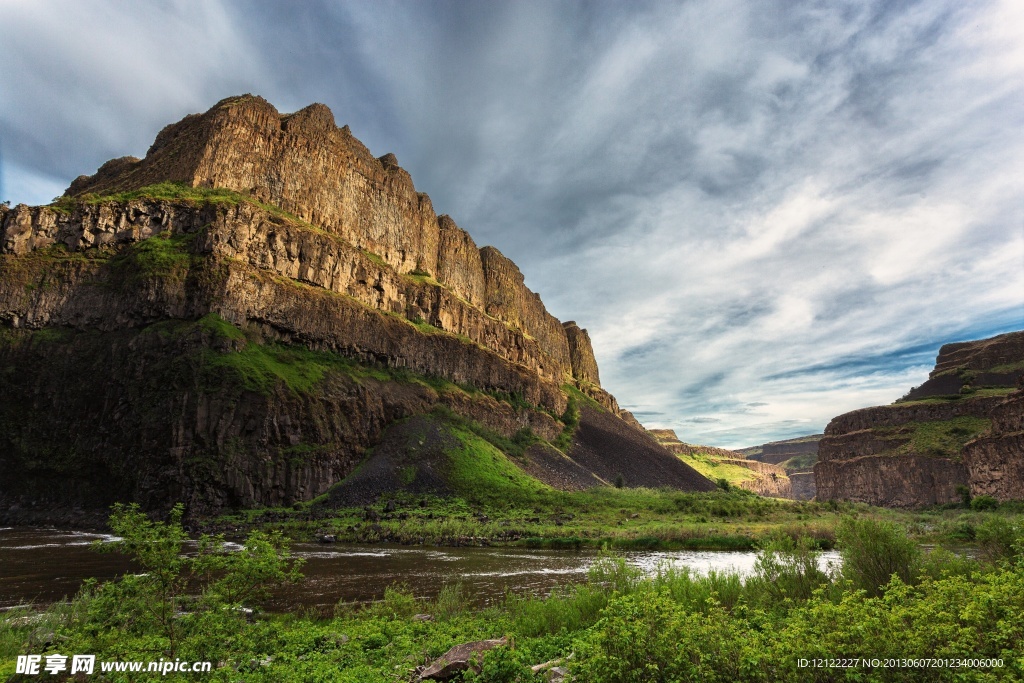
[2,0,1022,448]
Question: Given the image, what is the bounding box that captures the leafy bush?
[976,516,1022,562]
[78,503,303,660]
[836,517,920,597]
[971,495,1000,511]
[749,534,831,606]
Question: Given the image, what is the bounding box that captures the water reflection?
[0,528,840,612]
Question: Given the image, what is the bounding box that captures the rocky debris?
[416,636,508,681]
[569,409,715,492]
[513,442,607,491]
[815,332,1024,507]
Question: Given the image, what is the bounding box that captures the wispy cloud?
[2,0,1021,448]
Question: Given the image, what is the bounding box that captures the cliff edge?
[814,331,1024,507]
[0,96,713,520]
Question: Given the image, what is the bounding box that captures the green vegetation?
[876,416,991,460]
[443,420,551,506]
[109,230,195,281]
[50,181,313,228]
[779,453,817,471]
[3,514,1023,681]
[677,452,759,487]
[895,387,1017,405]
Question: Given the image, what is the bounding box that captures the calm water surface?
[0,528,840,611]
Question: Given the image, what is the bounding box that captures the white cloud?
[2,0,1021,448]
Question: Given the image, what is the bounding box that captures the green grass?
[51,181,318,230]
[109,230,195,280]
[676,453,759,486]
[443,421,552,505]
[876,416,992,460]
[779,453,817,471]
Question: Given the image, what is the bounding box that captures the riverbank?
[208,487,1024,554]
[2,514,1022,682]
[6,485,1024,554]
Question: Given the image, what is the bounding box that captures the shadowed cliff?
[0,96,713,520]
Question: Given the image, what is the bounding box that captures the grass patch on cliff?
[874,416,992,460]
[53,182,319,231]
[109,230,195,280]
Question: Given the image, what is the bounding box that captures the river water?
[0,528,840,611]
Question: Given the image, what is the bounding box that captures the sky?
[2,0,1022,448]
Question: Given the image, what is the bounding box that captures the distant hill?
[737,435,822,500]
[649,430,792,498]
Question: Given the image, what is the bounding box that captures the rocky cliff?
[815,331,1024,507]
[0,96,713,520]
[739,435,821,500]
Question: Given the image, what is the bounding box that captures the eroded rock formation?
[0,96,711,518]
[815,332,1024,507]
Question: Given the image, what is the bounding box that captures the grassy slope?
[675,452,759,487]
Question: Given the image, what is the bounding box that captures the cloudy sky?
[2,0,1022,448]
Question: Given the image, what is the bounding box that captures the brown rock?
[814,332,1024,507]
[417,636,508,681]
[563,321,600,386]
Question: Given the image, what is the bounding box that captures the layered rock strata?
[61,95,600,392]
[0,96,706,517]
[815,332,1024,507]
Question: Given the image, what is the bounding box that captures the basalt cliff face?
[815,332,1024,507]
[0,96,713,521]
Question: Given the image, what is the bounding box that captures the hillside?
[815,331,1024,507]
[649,429,792,498]
[0,95,713,522]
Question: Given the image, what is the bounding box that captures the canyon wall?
[0,96,702,518]
[815,331,1024,507]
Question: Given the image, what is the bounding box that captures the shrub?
[749,534,831,606]
[975,516,1021,562]
[970,495,1000,511]
[836,517,920,597]
[83,503,303,659]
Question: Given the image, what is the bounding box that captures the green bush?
[976,516,1021,562]
[749,534,831,606]
[971,495,1000,511]
[836,517,920,597]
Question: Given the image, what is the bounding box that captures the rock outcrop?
[738,435,822,500]
[815,331,1024,507]
[0,96,712,518]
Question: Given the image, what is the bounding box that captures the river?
[0,527,840,612]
